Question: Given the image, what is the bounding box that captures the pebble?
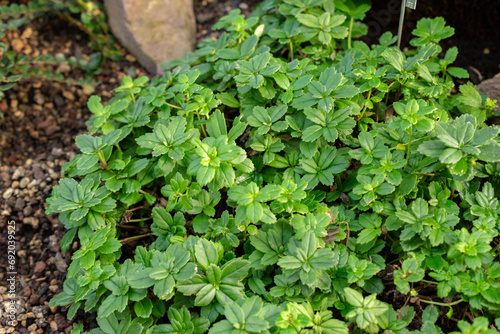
[53,253,68,272]
[24,217,39,229]
[50,321,58,331]
[14,198,25,211]
[34,261,46,273]
[19,177,30,188]
[3,188,13,199]
[11,181,19,188]
[1,172,10,182]
[62,90,75,101]
[23,206,33,216]
[12,169,23,180]
[33,167,44,180]
[239,2,249,9]
[53,95,64,107]
[48,235,59,252]
[11,38,24,52]
[28,179,37,189]
[45,125,61,136]
[34,93,45,105]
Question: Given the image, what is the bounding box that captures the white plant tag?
[406,0,417,9]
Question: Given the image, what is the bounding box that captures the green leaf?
[134,298,153,318]
[196,239,220,270]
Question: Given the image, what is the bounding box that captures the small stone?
[54,253,68,272]
[48,235,59,252]
[33,166,44,180]
[19,177,30,188]
[34,261,46,273]
[49,285,59,293]
[37,119,52,129]
[62,90,75,101]
[12,169,23,180]
[54,95,64,107]
[23,206,33,216]
[34,93,45,105]
[11,38,24,52]
[21,26,33,39]
[239,2,249,9]
[54,314,68,331]
[49,306,58,314]
[24,217,39,229]
[14,198,25,211]
[1,172,10,182]
[11,181,19,188]
[3,188,13,199]
[45,125,61,136]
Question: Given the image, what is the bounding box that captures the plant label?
[406,0,417,9]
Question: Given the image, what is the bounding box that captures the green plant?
[47,1,500,333]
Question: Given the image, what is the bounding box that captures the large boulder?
[104,0,196,75]
[478,73,500,111]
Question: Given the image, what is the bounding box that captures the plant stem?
[119,233,153,244]
[289,40,294,61]
[128,217,152,222]
[419,298,464,307]
[359,89,372,119]
[348,17,354,49]
[492,242,500,256]
[421,279,438,285]
[97,151,107,169]
[166,102,181,109]
[406,126,413,162]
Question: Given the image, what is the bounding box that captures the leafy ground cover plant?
[47,0,500,333]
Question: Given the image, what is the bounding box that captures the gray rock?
[104,0,196,75]
[14,198,25,211]
[54,253,68,273]
[48,235,59,252]
[478,73,500,111]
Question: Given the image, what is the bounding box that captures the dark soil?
[0,1,497,333]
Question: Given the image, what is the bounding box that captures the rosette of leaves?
[343,287,389,333]
[249,220,293,270]
[418,114,500,178]
[228,182,283,224]
[46,174,117,231]
[394,198,460,251]
[275,299,348,334]
[188,111,253,190]
[135,116,198,175]
[177,239,250,313]
[129,244,196,302]
[149,306,210,334]
[150,208,187,246]
[297,146,350,189]
[209,296,280,334]
[277,231,336,290]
